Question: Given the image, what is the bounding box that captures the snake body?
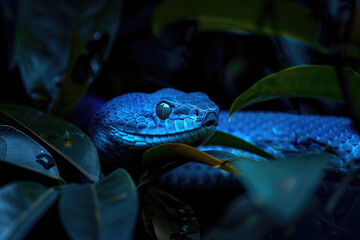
[89,88,360,189]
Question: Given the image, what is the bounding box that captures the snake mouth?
[203,111,219,128]
[205,120,218,127]
[108,111,219,149]
[194,124,217,146]
[113,124,217,150]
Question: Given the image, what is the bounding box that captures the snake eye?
[156,102,172,120]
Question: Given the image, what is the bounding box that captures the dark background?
[0,1,359,239]
[0,0,354,128]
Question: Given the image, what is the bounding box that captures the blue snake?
[89,88,360,189]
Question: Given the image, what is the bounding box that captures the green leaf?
[153,0,321,45]
[204,130,275,159]
[59,168,138,240]
[14,0,122,116]
[142,186,200,240]
[139,143,240,188]
[0,105,99,183]
[229,65,360,116]
[202,150,247,171]
[238,152,329,223]
[0,182,59,240]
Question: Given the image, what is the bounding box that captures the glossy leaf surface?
[0,125,60,177]
[238,152,329,223]
[229,65,360,116]
[59,169,138,240]
[0,104,100,183]
[0,182,59,240]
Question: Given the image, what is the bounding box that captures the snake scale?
[89,88,360,189]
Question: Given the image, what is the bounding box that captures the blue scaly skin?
[89,88,360,189]
[89,88,219,172]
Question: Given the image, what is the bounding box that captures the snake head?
[89,88,219,160]
[150,88,219,147]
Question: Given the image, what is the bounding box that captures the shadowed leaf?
[203,195,273,240]
[51,0,122,117]
[12,0,122,115]
[0,0,17,68]
[0,182,59,240]
[238,152,329,223]
[0,160,63,187]
[229,65,360,117]
[0,105,99,183]
[59,168,138,240]
[142,186,200,240]
[153,0,321,46]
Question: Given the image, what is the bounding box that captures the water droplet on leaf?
[36,153,56,170]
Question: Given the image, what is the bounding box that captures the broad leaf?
[238,152,329,223]
[59,168,138,240]
[0,125,59,177]
[229,65,360,116]
[0,107,100,182]
[13,0,122,116]
[0,104,100,181]
[142,186,200,240]
[153,0,321,46]
[0,182,59,240]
